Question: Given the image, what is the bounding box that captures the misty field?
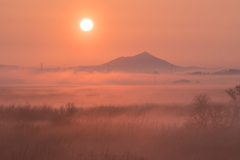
[0,84,234,107]
[1,93,240,160]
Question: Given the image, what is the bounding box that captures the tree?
[186,94,240,131]
[226,85,240,103]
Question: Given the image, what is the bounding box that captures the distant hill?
[74,52,200,74]
[0,65,22,70]
[0,64,62,73]
[189,69,240,75]
[0,52,201,74]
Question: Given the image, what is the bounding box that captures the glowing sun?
[80,19,93,31]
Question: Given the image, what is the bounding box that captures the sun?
[80,19,93,31]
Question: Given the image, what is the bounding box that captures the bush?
[226,85,240,103]
[186,94,240,131]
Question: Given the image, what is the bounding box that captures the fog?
[1,69,240,160]
[0,69,239,106]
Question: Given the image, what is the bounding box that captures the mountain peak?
[136,51,151,56]
[74,51,199,73]
[133,51,159,60]
[140,51,151,55]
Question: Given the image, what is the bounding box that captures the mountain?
[0,52,200,74]
[74,52,200,73]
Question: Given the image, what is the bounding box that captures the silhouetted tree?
[226,85,240,103]
[186,94,240,131]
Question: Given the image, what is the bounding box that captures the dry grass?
[0,103,240,160]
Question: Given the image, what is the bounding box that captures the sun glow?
[80,19,93,31]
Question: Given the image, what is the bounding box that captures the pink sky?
[0,0,240,68]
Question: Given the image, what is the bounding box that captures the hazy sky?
[1,0,240,68]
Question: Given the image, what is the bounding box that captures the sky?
[0,0,240,68]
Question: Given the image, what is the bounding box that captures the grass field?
[1,100,240,160]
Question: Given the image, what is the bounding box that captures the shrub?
[226,85,240,103]
[186,94,240,131]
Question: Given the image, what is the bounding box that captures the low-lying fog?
[0,69,239,106]
[1,69,240,160]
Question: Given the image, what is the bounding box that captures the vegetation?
[186,94,240,131]
[1,95,240,160]
[226,85,240,103]
[189,69,240,75]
